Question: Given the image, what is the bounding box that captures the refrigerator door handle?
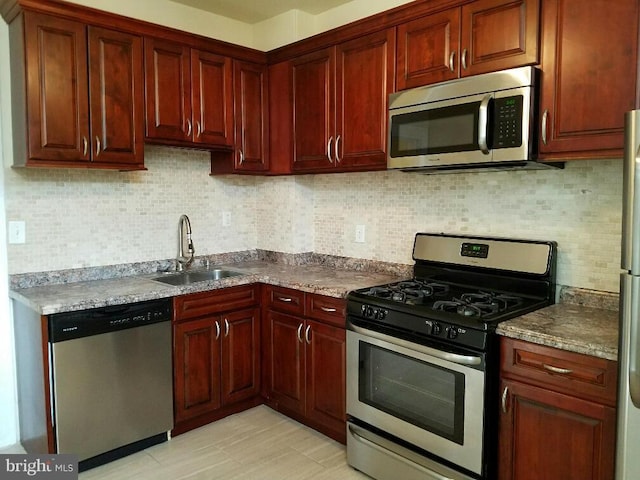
[622,110,640,273]
[622,274,640,407]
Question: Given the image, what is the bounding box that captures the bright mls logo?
[0,455,77,480]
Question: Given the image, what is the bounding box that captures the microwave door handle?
[478,94,491,155]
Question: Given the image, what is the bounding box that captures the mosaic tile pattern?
[4,145,623,293]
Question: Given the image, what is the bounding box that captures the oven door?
[346,324,486,476]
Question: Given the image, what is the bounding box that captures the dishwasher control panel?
[49,298,173,342]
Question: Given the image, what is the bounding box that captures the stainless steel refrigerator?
[617,109,640,479]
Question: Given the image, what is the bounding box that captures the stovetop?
[346,233,557,351]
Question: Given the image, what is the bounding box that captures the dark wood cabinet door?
[304,319,346,437]
[460,0,539,77]
[499,378,616,480]
[233,60,269,171]
[174,317,221,423]
[144,38,191,142]
[266,310,305,414]
[192,49,233,146]
[396,8,460,90]
[221,307,260,405]
[23,12,89,163]
[539,0,638,159]
[291,48,335,172]
[88,26,144,167]
[336,29,395,171]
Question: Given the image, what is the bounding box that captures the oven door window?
[359,343,465,445]
[390,102,480,157]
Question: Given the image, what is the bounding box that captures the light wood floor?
[78,405,370,480]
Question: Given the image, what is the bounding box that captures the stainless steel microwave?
[387,66,561,173]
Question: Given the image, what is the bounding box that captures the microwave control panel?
[492,95,523,149]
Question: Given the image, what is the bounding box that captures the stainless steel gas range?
[346,233,557,480]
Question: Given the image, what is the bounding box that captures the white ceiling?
[169,0,355,23]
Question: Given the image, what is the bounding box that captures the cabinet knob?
[541,109,549,145]
[214,320,220,340]
[277,296,293,303]
[335,135,341,163]
[461,48,468,70]
[542,364,573,375]
[186,118,192,137]
[195,121,202,138]
[320,306,337,313]
[327,136,334,163]
[224,318,230,337]
[95,136,101,157]
[82,136,88,157]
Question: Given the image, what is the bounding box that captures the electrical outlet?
[8,221,26,244]
[355,224,366,243]
[222,211,231,227]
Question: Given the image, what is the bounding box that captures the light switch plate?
[355,224,366,243]
[8,221,26,244]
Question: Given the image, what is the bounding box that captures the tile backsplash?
[4,146,622,292]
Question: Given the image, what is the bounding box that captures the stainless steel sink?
[151,269,245,286]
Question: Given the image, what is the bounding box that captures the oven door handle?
[348,424,457,480]
[349,322,482,366]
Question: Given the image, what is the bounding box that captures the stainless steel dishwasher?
[48,298,174,471]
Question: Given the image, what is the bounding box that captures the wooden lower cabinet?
[499,337,617,480]
[173,286,261,435]
[263,286,347,443]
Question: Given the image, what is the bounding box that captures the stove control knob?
[365,306,374,318]
[447,327,458,339]
[379,309,387,320]
[431,322,442,335]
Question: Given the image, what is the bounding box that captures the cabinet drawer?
[306,294,346,328]
[500,337,617,407]
[174,285,257,321]
[264,285,305,316]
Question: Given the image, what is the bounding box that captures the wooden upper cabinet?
[144,37,233,148]
[397,0,539,89]
[397,8,461,89]
[144,39,191,142]
[88,26,144,166]
[291,48,335,172]
[14,11,144,169]
[232,61,269,172]
[336,29,395,170]
[291,29,395,173]
[191,50,233,146]
[538,0,639,159]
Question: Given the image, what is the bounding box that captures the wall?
[4,149,623,290]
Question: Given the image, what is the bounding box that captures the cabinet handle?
[541,109,549,145]
[214,320,220,340]
[195,121,201,138]
[320,306,337,313]
[335,135,341,163]
[277,296,293,303]
[305,325,312,344]
[224,318,229,337]
[501,386,509,414]
[95,136,101,157]
[327,136,334,162]
[82,136,88,157]
[186,118,192,137]
[461,48,468,70]
[448,51,456,72]
[297,323,304,343]
[542,364,573,375]
[238,149,244,164]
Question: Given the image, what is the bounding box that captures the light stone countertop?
[9,260,406,316]
[496,289,619,361]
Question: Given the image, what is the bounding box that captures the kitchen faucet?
[177,214,194,271]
